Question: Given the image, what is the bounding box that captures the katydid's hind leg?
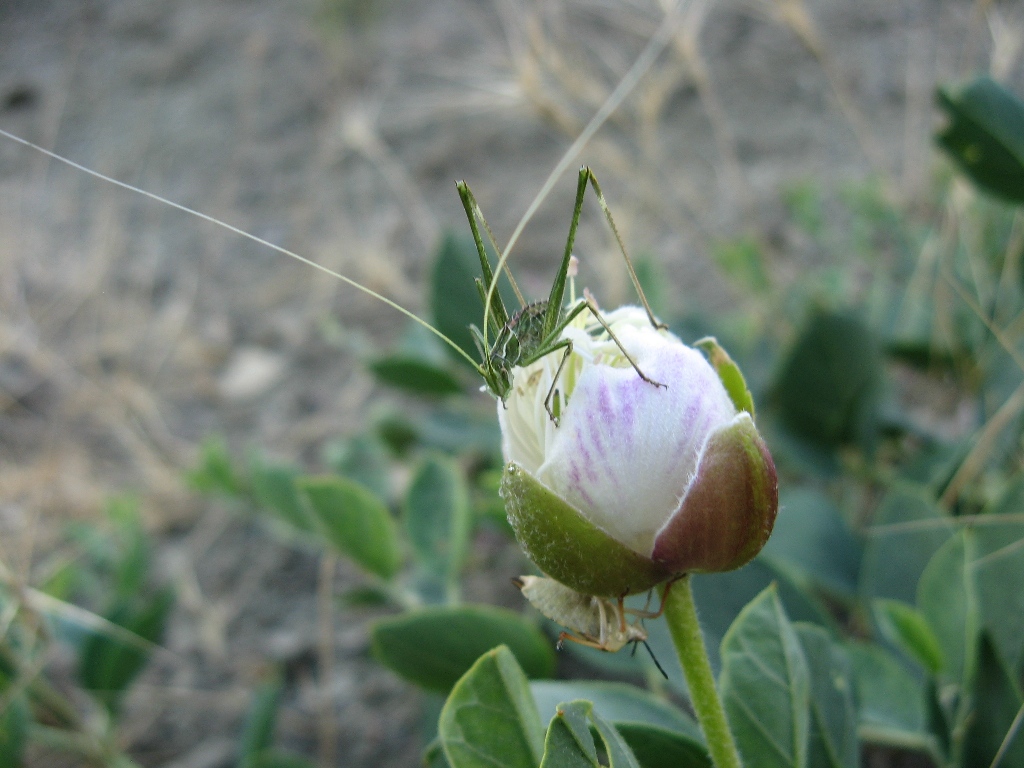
[582,167,667,331]
[615,597,628,634]
[596,598,611,649]
[557,631,607,652]
[624,577,678,620]
[585,299,666,390]
[543,339,574,424]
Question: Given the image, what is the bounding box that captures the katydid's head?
[497,306,779,598]
[481,357,514,404]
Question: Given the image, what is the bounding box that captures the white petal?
[535,323,736,556]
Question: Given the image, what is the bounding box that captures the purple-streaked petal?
[536,323,736,555]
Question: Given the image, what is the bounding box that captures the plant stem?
[317,554,338,768]
[663,575,743,768]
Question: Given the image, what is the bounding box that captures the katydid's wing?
[517,576,603,638]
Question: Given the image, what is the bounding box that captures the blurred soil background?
[0,0,1021,765]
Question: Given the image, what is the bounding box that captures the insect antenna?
[640,640,669,680]
[0,128,481,371]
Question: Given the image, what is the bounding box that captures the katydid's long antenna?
[482,0,687,336]
[0,128,480,370]
[642,640,669,680]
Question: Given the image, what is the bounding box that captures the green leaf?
[404,455,471,581]
[540,701,600,768]
[438,645,544,768]
[371,605,555,694]
[339,585,393,607]
[323,434,392,501]
[614,725,712,768]
[78,589,174,713]
[711,236,770,294]
[238,678,282,768]
[761,488,861,598]
[297,476,400,579]
[374,410,421,456]
[249,460,314,533]
[0,691,28,768]
[105,497,151,601]
[917,531,980,687]
[846,642,934,752]
[871,599,944,675]
[187,435,245,496]
[975,483,1024,672]
[773,312,883,451]
[690,559,830,675]
[423,739,453,768]
[540,700,641,768]
[937,76,1024,203]
[795,625,858,768]
[719,586,810,768]
[859,487,953,605]
[531,681,703,743]
[963,634,1024,768]
[532,681,709,768]
[418,406,503,460]
[369,356,463,396]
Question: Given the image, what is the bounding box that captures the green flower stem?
[663,575,743,768]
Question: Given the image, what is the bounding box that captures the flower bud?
[498,306,778,597]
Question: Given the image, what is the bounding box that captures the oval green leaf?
[533,682,709,766]
[871,599,944,675]
[78,589,174,714]
[963,634,1024,768]
[845,641,932,750]
[531,680,702,742]
[238,678,283,768]
[250,460,314,533]
[0,690,28,768]
[937,76,1024,203]
[859,487,953,605]
[297,476,400,579]
[761,488,861,598]
[540,700,641,768]
[615,724,712,768]
[974,486,1024,673]
[369,356,463,396]
[773,312,883,450]
[371,605,555,693]
[404,455,471,580]
[795,624,858,768]
[917,530,980,687]
[439,645,544,768]
[719,585,810,768]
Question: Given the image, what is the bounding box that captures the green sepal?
[694,337,755,416]
[500,463,672,598]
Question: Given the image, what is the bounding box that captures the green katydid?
[457,165,667,421]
